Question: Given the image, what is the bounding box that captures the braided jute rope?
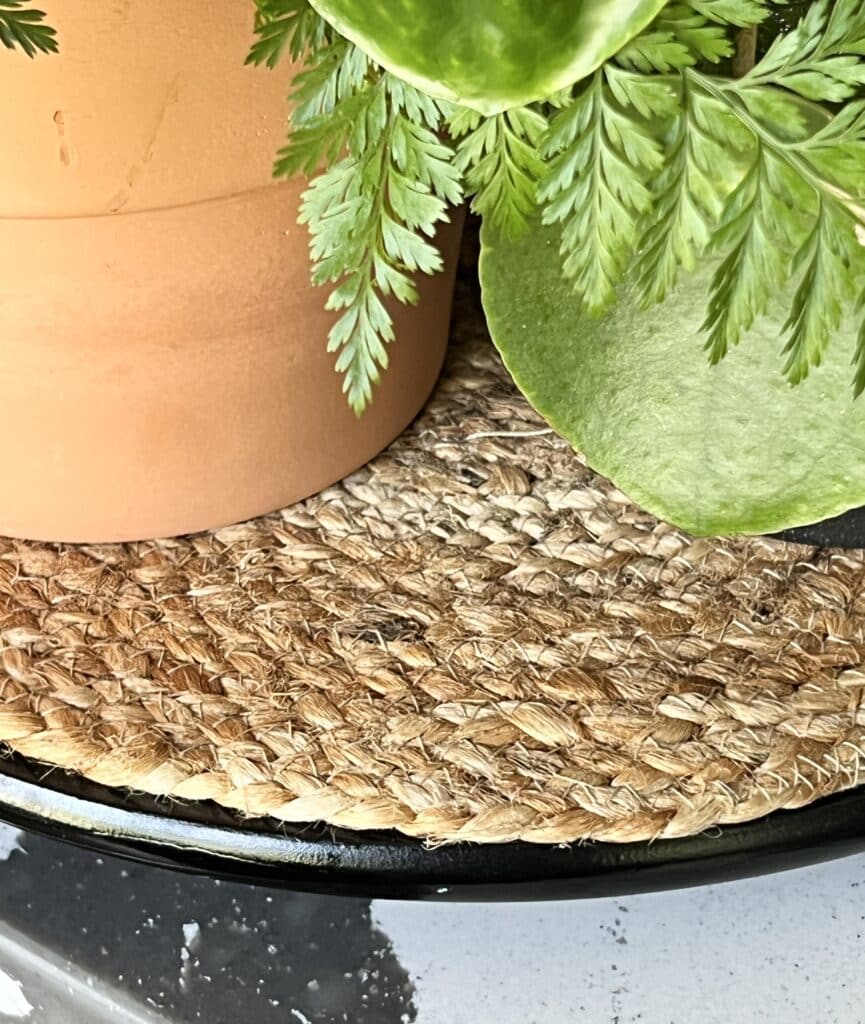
[3,271,865,846]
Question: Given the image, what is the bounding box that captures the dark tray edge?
[1,752,864,901]
[774,503,865,549]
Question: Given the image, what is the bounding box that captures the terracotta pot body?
[0,0,460,542]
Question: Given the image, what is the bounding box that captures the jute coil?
[2,270,865,846]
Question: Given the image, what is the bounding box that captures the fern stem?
[732,25,758,77]
[690,69,865,228]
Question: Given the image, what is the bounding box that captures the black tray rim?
[1,752,864,901]
[775,503,865,549]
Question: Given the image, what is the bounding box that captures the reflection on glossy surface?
[0,827,415,1024]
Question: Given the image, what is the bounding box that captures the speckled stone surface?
[1,822,864,1023]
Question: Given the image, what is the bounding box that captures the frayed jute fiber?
[3,269,865,846]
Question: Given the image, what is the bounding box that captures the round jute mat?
[2,272,865,846]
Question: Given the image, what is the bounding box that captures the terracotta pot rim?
[0,182,288,223]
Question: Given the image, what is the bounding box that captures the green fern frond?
[701,144,810,362]
[449,105,547,240]
[635,78,731,307]
[739,0,865,101]
[782,197,862,381]
[250,1,461,414]
[0,0,56,57]
[541,0,865,393]
[686,0,865,384]
[247,0,329,68]
[300,76,460,413]
[685,0,777,26]
[538,69,671,313]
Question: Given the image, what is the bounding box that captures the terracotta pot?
[0,0,461,542]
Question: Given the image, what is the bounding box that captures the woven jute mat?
[2,269,865,846]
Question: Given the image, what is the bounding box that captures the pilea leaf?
[307,0,668,114]
[480,216,865,537]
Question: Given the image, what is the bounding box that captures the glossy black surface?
[776,504,865,549]
[0,827,416,1024]
[1,753,865,901]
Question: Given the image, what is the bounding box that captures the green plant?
[243,0,865,416]
[14,1,865,534]
[0,0,55,56]
[482,170,865,536]
[20,1,865,414]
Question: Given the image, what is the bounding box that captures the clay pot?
[0,0,461,542]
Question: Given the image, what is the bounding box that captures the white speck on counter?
[290,1010,312,1024]
[181,922,201,951]
[0,968,33,1019]
[0,825,24,861]
[178,921,201,994]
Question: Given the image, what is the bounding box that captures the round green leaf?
[480,220,865,537]
[308,0,668,114]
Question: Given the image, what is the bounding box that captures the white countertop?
[375,854,865,1023]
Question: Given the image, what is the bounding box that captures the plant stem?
[689,69,865,228]
[732,26,758,77]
